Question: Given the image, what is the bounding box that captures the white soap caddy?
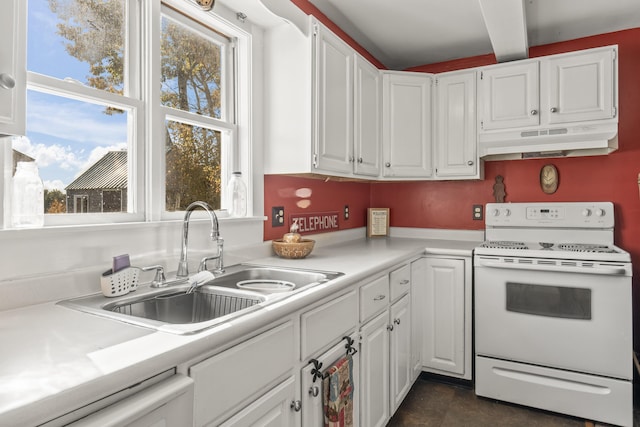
[100,267,140,297]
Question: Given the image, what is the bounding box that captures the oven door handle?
[479,261,628,276]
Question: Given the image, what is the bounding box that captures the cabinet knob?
[349,156,355,163]
[309,386,319,397]
[550,107,558,113]
[290,400,302,412]
[530,109,538,116]
[394,318,401,325]
[358,157,363,163]
[0,73,16,90]
[387,324,394,331]
[467,160,474,166]
[385,162,391,167]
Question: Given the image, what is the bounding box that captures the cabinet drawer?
[390,264,411,301]
[301,290,358,360]
[360,275,389,322]
[190,321,295,426]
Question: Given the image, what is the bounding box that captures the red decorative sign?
[290,211,340,234]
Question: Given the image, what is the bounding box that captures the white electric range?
[474,202,633,427]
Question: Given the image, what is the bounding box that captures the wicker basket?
[272,239,315,259]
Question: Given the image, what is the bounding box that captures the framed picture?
[367,208,390,237]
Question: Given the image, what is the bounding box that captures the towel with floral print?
[323,354,354,427]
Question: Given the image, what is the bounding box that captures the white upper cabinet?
[434,70,480,179]
[479,61,540,130]
[314,23,354,175]
[264,18,380,178]
[0,0,26,136]
[544,48,615,124]
[354,55,381,177]
[382,71,433,178]
[479,46,617,132]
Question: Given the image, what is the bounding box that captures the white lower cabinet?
[301,333,360,427]
[359,264,415,426]
[189,321,297,426]
[219,376,298,427]
[390,293,412,412]
[421,256,472,380]
[360,310,390,427]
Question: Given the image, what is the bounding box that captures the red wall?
[263,24,640,348]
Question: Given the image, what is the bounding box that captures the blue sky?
[20,0,128,191]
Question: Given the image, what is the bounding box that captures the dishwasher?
[43,370,194,427]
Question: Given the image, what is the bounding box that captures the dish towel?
[323,355,354,427]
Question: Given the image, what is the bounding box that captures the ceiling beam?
[478,0,528,62]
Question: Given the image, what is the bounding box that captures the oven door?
[474,256,632,380]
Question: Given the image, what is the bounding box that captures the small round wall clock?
[540,164,559,194]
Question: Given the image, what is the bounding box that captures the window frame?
[5,0,254,228]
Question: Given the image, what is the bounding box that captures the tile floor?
[388,376,639,427]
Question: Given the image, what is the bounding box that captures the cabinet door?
[360,310,390,427]
[480,61,539,130]
[545,48,615,124]
[190,321,295,425]
[389,293,411,413]
[410,258,426,381]
[219,376,298,427]
[354,55,381,177]
[314,23,353,174]
[0,0,26,136]
[435,71,478,178]
[423,258,465,375]
[301,334,359,427]
[382,72,433,178]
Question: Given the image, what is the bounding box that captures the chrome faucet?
[176,201,224,278]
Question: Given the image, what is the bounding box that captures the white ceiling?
[219,0,640,70]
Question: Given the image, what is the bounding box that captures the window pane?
[161,15,223,119]
[165,121,221,211]
[17,90,129,214]
[28,0,126,94]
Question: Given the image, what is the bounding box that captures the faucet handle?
[141,265,166,287]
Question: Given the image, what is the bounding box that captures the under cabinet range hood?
[478,122,618,160]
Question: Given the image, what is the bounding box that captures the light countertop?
[0,235,479,426]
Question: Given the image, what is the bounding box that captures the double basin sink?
[59,264,343,335]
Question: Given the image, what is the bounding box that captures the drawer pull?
[394,318,401,325]
[387,324,394,331]
[309,386,319,397]
[399,279,410,285]
[373,294,386,301]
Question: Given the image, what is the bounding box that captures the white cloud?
[43,179,66,191]
[13,136,83,169]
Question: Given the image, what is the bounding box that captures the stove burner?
[557,243,619,253]
[481,241,528,250]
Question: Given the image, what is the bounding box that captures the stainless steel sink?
[58,264,343,334]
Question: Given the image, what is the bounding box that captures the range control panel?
[485,202,614,228]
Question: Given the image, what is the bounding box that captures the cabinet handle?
[349,156,355,163]
[530,109,538,116]
[467,160,474,166]
[309,386,319,397]
[394,318,401,325]
[373,294,386,301]
[399,279,410,285]
[387,324,394,331]
[0,73,16,90]
[358,157,363,163]
[550,107,558,113]
[385,162,391,167]
[290,400,302,412]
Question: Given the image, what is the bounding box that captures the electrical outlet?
[272,206,285,227]
[473,204,483,220]
[344,205,350,220]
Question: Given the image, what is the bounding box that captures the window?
[160,7,234,213]
[15,0,245,227]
